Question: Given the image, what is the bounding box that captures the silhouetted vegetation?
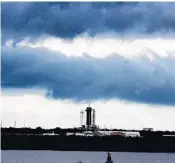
[2,134,175,152]
[1,127,175,152]
[1,127,175,136]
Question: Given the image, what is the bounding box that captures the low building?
[94,131,108,136]
[83,131,94,136]
[110,131,124,136]
[143,128,153,131]
[123,131,140,137]
[66,133,75,136]
[75,133,85,136]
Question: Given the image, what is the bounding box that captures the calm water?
[2,150,175,163]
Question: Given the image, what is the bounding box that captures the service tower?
[86,102,92,128]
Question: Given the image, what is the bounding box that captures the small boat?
[105,152,113,163]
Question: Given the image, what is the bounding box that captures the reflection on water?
[2,150,175,163]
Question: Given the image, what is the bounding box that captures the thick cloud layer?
[2,2,175,43]
[2,46,175,105]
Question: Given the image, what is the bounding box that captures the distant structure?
[86,102,92,128]
[14,121,16,128]
[80,102,97,130]
[92,109,96,127]
[80,110,84,127]
[143,128,153,131]
[105,153,113,163]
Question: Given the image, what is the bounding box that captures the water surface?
[2,150,175,163]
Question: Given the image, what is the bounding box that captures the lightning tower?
[92,109,96,127]
[80,110,84,127]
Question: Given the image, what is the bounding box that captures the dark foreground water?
[2,150,175,163]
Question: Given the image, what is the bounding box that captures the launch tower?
[86,102,92,128]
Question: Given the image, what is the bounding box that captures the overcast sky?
[1,2,175,130]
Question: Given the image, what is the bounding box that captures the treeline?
[1,127,175,137]
[1,127,88,135]
[2,134,175,152]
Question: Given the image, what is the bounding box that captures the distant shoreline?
[2,149,175,154]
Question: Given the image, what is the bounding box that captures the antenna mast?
[14,121,16,128]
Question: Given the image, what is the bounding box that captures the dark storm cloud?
[2,2,175,43]
[2,46,175,106]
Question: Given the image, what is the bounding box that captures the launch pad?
[80,103,97,130]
